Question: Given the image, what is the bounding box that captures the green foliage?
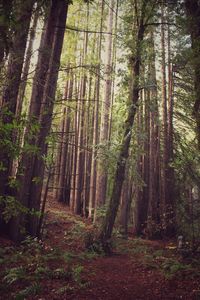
[49,268,72,280]
[0,196,28,223]
[72,265,84,283]
[3,267,26,285]
[15,283,41,300]
[56,284,75,295]
[161,259,191,279]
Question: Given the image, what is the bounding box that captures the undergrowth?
[0,236,89,299]
[116,237,200,279]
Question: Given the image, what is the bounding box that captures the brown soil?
[1,198,200,300]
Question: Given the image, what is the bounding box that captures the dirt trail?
[44,199,200,300]
[0,199,200,299]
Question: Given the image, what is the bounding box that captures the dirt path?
[1,199,200,299]
[44,199,200,300]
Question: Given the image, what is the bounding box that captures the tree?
[0,0,35,197]
[9,0,69,240]
[95,0,115,219]
[98,0,156,248]
[0,0,13,65]
[185,0,200,149]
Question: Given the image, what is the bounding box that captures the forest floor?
[1,199,200,299]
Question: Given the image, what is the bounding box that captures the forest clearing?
[0,0,200,298]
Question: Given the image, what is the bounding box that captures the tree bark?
[98,3,146,245]
[9,0,68,240]
[89,0,104,219]
[95,0,114,218]
[0,0,13,65]
[16,7,39,116]
[185,0,200,149]
[27,0,69,235]
[0,0,35,197]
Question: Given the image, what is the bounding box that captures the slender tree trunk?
[71,78,79,212]
[161,2,169,233]
[53,112,66,199]
[89,0,104,219]
[185,0,200,148]
[98,10,146,246]
[16,7,39,116]
[119,170,133,237]
[134,105,143,235]
[83,75,93,217]
[57,76,73,203]
[165,10,176,236]
[95,0,114,217]
[74,75,87,214]
[147,31,161,238]
[0,0,13,66]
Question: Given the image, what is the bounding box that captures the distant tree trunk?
[134,104,144,235]
[74,75,87,214]
[83,75,93,217]
[89,0,104,219]
[165,10,176,237]
[70,77,79,212]
[37,166,51,237]
[74,26,88,214]
[161,2,169,233]
[95,0,114,218]
[11,8,40,178]
[98,3,146,246]
[57,76,73,203]
[147,31,161,239]
[0,0,13,66]
[142,88,150,232]
[119,169,133,237]
[16,7,39,116]
[185,0,200,149]
[53,111,66,200]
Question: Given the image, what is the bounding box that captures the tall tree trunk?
[89,0,104,219]
[57,76,73,203]
[74,21,88,214]
[165,9,176,236]
[185,0,200,149]
[161,2,169,233]
[0,0,35,197]
[95,0,114,218]
[9,0,68,240]
[147,31,161,238]
[27,0,68,236]
[74,75,87,214]
[0,0,13,66]
[119,169,133,237]
[83,75,93,217]
[16,7,39,116]
[98,3,146,246]
[134,104,144,235]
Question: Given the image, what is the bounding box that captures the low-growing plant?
[3,266,26,285]
[49,268,72,280]
[161,258,192,278]
[14,282,41,300]
[72,265,84,284]
[56,284,75,295]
